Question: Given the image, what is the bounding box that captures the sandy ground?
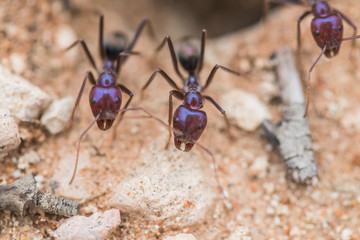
[1,0,360,239]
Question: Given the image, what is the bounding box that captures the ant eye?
[174,117,179,123]
[115,98,120,104]
[338,25,343,32]
[91,98,96,104]
[198,125,202,130]
[315,30,320,37]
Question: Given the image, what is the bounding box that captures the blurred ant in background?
[266,0,360,116]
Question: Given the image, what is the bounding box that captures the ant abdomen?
[104,32,128,61]
[176,38,200,73]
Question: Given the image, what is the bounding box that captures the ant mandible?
[142,30,240,152]
[267,0,360,116]
[67,15,149,184]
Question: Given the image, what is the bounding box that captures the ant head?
[89,85,122,130]
[311,13,343,57]
[176,38,200,73]
[105,32,128,61]
[312,1,331,18]
[183,91,204,110]
[172,105,207,152]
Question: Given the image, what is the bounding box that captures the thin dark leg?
[304,46,326,117]
[157,36,184,81]
[99,15,106,61]
[67,40,98,71]
[68,71,96,128]
[335,9,357,36]
[122,18,151,63]
[203,95,232,138]
[112,84,134,140]
[69,112,101,185]
[166,90,184,149]
[141,68,181,99]
[297,11,312,55]
[115,51,139,76]
[196,29,206,75]
[202,64,240,92]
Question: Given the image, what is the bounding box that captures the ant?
[67,15,150,184]
[266,0,360,116]
[142,29,240,152]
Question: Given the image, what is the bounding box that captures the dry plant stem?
[0,176,78,217]
[262,47,318,185]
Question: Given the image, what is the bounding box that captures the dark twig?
[0,176,78,217]
[261,47,318,185]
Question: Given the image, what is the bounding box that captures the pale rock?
[341,228,352,240]
[10,53,27,74]
[0,108,21,159]
[226,226,253,240]
[41,96,75,134]
[221,89,271,131]
[164,233,197,240]
[55,25,77,50]
[17,150,42,170]
[248,155,269,178]
[110,138,217,227]
[53,209,121,240]
[0,64,52,120]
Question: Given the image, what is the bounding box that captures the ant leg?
[203,95,233,139]
[69,113,101,185]
[304,46,326,117]
[336,9,358,58]
[67,40,98,71]
[99,15,106,61]
[196,29,206,74]
[112,84,134,140]
[68,71,96,129]
[336,10,357,36]
[202,64,240,92]
[141,68,181,99]
[166,90,184,149]
[157,36,184,80]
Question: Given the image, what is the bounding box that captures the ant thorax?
[183,76,201,92]
[97,71,117,86]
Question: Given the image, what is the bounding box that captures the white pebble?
[54,209,121,240]
[40,96,75,134]
[341,228,352,240]
[221,89,271,131]
[0,64,52,120]
[164,234,197,240]
[0,108,21,159]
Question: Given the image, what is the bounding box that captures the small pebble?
[40,96,75,134]
[221,89,271,131]
[164,234,197,240]
[54,209,121,240]
[0,108,21,159]
[0,64,52,120]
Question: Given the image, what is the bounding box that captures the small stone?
[226,226,253,240]
[9,53,27,75]
[341,228,352,240]
[53,209,121,240]
[221,89,271,131]
[110,138,217,227]
[40,96,75,134]
[0,64,52,120]
[259,79,280,103]
[55,25,77,50]
[17,150,41,170]
[0,108,21,159]
[164,234,197,240]
[248,155,269,178]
